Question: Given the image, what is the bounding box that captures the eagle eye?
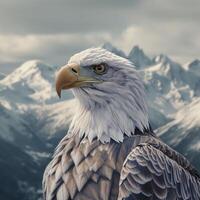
[92,63,108,75]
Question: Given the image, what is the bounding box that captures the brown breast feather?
[43,134,147,200]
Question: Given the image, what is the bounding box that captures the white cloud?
[0,33,111,64]
[0,0,200,72]
[113,22,200,63]
[0,21,200,72]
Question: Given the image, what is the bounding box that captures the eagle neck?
[68,93,150,143]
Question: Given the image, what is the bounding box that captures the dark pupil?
[97,65,103,71]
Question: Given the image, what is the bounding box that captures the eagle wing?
[118,142,200,200]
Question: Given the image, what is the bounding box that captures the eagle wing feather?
[118,143,200,200]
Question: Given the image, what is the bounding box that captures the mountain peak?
[1,60,54,85]
[102,42,127,58]
[153,54,172,65]
[128,45,152,68]
[187,59,200,76]
[188,59,200,68]
[129,45,143,54]
[18,60,53,73]
[0,60,57,104]
[189,59,200,65]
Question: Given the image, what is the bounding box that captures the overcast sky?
[0,0,200,73]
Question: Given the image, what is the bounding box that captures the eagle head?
[56,48,149,143]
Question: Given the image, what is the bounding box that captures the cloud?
[113,22,200,61]
[0,19,200,71]
[0,0,139,35]
[0,33,111,65]
[0,0,200,73]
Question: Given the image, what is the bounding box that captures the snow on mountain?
[156,97,200,169]
[142,54,200,117]
[157,97,200,144]
[0,60,74,146]
[172,98,200,131]
[28,100,75,141]
[153,55,200,93]
[0,60,58,104]
[0,102,25,142]
[0,137,43,200]
[1,60,53,85]
[128,45,153,68]
[152,54,188,85]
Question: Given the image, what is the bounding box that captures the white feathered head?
[56,48,149,143]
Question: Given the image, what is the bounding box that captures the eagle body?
[43,133,200,200]
[43,48,200,199]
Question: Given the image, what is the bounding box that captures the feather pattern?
[67,48,149,143]
[43,134,200,200]
[118,142,200,200]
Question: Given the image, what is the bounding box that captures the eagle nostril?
[71,68,78,74]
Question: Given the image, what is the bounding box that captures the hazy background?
[0,0,200,74]
[0,1,200,200]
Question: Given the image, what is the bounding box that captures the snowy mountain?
[0,102,48,200]
[157,97,200,168]
[0,137,43,200]
[128,45,153,68]
[141,54,200,120]
[0,102,26,142]
[0,61,73,199]
[0,44,200,200]
[0,60,58,105]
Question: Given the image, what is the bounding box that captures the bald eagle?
[43,48,200,200]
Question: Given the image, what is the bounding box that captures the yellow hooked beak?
[55,63,101,98]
